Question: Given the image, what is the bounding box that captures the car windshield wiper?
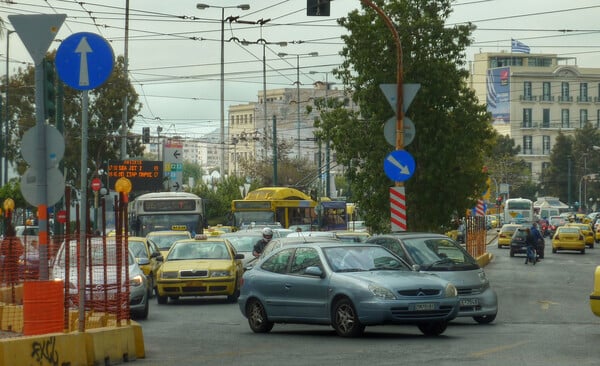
[423,258,454,270]
[336,268,367,273]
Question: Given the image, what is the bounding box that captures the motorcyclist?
[531,222,545,260]
[253,227,273,258]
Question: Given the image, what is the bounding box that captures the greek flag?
[511,39,530,54]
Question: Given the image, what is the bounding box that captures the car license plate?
[415,303,435,311]
[460,298,479,306]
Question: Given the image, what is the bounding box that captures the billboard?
[486,67,510,124]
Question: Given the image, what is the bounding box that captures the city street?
[132,236,600,366]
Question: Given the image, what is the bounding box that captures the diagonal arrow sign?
[76,37,92,87]
[386,154,410,175]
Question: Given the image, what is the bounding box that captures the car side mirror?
[156,255,164,262]
[137,257,150,266]
[235,253,245,260]
[304,266,324,278]
[412,264,421,272]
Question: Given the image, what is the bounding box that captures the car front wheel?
[473,313,496,324]
[418,321,448,336]
[332,298,364,337]
[246,299,274,333]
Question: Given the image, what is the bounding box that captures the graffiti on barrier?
[31,336,59,366]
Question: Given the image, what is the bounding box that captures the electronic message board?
[108,160,163,192]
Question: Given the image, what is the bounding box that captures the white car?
[52,238,150,319]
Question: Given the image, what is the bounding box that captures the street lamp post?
[277,52,318,160]
[309,70,333,197]
[4,30,15,185]
[197,3,250,176]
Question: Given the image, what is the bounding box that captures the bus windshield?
[233,211,275,228]
[134,214,202,237]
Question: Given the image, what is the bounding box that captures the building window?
[561,109,570,128]
[542,82,551,101]
[542,136,551,155]
[542,108,550,128]
[542,162,550,173]
[523,81,533,101]
[523,136,532,155]
[580,109,588,127]
[560,82,571,102]
[522,108,532,127]
[580,83,589,102]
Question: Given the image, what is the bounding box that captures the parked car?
[497,224,521,249]
[155,236,244,304]
[51,238,150,320]
[366,233,497,324]
[239,242,459,337]
[552,226,586,254]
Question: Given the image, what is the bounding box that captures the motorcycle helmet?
[262,227,273,240]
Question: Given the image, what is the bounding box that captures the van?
[540,208,560,220]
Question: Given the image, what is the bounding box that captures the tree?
[541,131,573,203]
[2,53,143,188]
[315,0,495,232]
[485,133,530,199]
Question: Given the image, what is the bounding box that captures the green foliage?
[485,133,530,198]
[541,131,573,203]
[315,0,495,232]
[191,175,255,225]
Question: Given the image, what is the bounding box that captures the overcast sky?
[2,0,600,141]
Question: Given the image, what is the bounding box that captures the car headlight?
[160,271,179,279]
[211,270,231,277]
[130,274,144,287]
[445,283,458,297]
[368,284,396,300]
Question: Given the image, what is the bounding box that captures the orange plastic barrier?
[23,280,64,336]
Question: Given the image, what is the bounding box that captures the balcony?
[538,95,554,103]
[577,96,592,103]
[519,95,537,102]
[558,95,573,103]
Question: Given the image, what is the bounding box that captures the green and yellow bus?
[231,187,317,229]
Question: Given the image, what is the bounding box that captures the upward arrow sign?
[379,84,421,114]
[76,37,92,87]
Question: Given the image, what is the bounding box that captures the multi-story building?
[226,83,352,182]
[472,51,600,181]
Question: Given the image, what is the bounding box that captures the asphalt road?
[133,235,600,366]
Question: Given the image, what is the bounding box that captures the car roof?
[368,232,449,239]
[147,230,191,236]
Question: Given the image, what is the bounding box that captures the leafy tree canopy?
[314,0,495,232]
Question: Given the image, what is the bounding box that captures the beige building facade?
[472,52,600,181]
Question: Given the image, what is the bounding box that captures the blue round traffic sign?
[55,32,114,90]
[383,150,416,182]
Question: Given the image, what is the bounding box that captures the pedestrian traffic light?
[307,0,330,16]
[142,127,150,143]
[43,59,56,120]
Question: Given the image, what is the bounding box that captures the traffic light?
[307,0,330,16]
[43,59,56,120]
[496,196,503,207]
[142,127,150,143]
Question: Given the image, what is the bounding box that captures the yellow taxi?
[156,235,244,304]
[552,226,586,254]
[497,224,521,249]
[129,236,163,298]
[146,230,192,257]
[589,266,600,317]
[565,223,594,248]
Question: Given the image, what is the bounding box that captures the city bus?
[129,192,205,237]
[504,197,535,225]
[231,187,317,229]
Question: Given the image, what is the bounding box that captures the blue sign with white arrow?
[55,32,114,90]
[384,150,416,182]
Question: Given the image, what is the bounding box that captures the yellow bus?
[231,187,317,229]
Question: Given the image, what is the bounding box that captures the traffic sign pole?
[9,14,66,280]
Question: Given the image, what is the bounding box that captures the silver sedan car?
[239,242,460,337]
[366,233,498,324]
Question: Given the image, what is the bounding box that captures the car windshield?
[221,235,258,252]
[167,241,231,260]
[401,237,478,270]
[322,246,409,272]
[147,233,191,250]
[128,240,147,259]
